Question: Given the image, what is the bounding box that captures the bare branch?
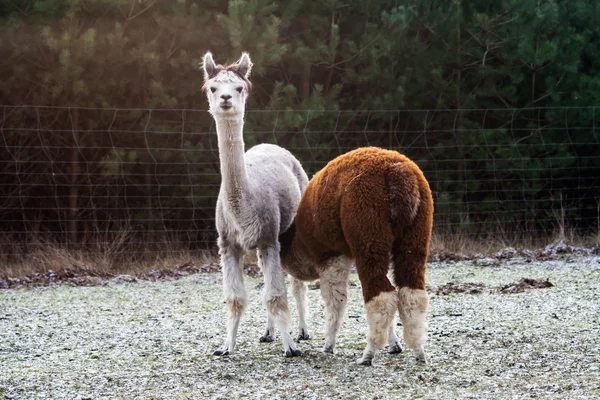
[128,0,157,21]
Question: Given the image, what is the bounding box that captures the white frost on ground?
[1,257,599,399]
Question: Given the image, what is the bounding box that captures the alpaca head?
[202,52,252,118]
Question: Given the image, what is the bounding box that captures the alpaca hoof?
[284,349,302,357]
[388,345,403,354]
[259,334,274,343]
[213,349,230,356]
[415,346,427,364]
[322,346,334,354]
[296,330,311,342]
[356,358,372,366]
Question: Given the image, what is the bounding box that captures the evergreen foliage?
[0,0,598,249]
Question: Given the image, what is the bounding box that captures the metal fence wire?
[1,105,599,259]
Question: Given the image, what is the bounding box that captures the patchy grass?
[1,257,599,399]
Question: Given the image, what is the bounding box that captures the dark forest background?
[1,0,599,268]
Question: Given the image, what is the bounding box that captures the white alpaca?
[202,52,310,357]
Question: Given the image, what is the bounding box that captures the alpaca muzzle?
[220,102,233,110]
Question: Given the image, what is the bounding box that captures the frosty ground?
[1,256,599,399]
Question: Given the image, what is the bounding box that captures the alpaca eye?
[210,87,217,93]
[236,87,243,93]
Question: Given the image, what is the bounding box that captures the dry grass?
[430,226,599,256]
[429,231,536,255]
[1,227,598,280]
[0,232,215,280]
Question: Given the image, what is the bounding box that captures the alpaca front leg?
[291,277,310,341]
[319,257,350,353]
[357,290,398,366]
[214,247,246,356]
[259,245,301,357]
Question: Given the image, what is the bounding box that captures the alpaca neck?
[216,116,250,209]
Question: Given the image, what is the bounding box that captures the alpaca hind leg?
[357,289,397,365]
[339,185,397,365]
[352,242,396,365]
[398,287,429,363]
[214,245,246,356]
[291,277,310,341]
[392,237,430,363]
[319,256,351,353]
[259,245,301,357]
[388,316,403,354]
[390,176,433,363]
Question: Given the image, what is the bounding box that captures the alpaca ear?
[202,52,216,81]
[237,52,253,79]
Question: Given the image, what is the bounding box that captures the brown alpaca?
[280,146,433,365]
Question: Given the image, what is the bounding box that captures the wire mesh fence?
[1,105,599,262]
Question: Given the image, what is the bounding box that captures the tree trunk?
[455,1,461,112]
[454,0,466,218]
[389,115,394,149]
[455,1,463,181]
[324,8,336,96]
[145,164,152,212]
[532,29,540,104]
[301,62,311,102]
[69,109,79,243]
[145,163,153,243]
[325,67,334,96]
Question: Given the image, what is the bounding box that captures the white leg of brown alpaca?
[398,287,429,363]
[357,290,398,365]
[214,247,247,355]
[259,245,301,356]
[320,256,350,353]
[259,267,305,344]
[387,317,403,354]
[291,277,310,341]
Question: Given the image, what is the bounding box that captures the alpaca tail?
[387,161,433,357]
[388,162,433,290]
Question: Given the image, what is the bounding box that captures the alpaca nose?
[221,94,232,101]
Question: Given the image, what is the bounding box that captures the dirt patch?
[430,242,599,264]
[496,278,554,294]
[435,278,554,295]
[0,262,223,289]
[434,282,487,295]
[531,241,599,261]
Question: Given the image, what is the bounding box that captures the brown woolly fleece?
[280,147,433,303]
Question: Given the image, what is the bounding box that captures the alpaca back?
[245,144,308,232]
[294,147,431,267]
[217,143,308,250]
